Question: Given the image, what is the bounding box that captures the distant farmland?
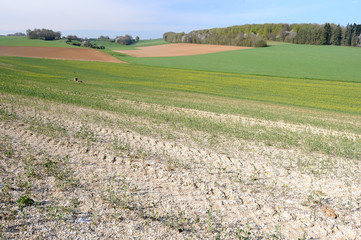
[121,43,361,83]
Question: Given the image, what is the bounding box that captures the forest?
[163,23,361,47]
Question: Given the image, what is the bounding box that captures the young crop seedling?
[17,195,34,210]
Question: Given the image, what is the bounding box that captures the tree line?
[163,23,361,47]
[6,32,26,36]
[284,23,361,46]
[163,29,267,47]
[25,28,140,46]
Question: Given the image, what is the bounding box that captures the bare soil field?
[0,46,125,63]
[114,43,252,57]
[1,93,360,239]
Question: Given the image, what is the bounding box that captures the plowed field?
[0,46,125,63]
[1,93,360,239]
[115,43,252,57]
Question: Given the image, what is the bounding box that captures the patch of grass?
[75,124,97,144]
[102,179,136,211]
[0,106,17,121]
[17,195,34,209]
[237,222,253,239]
[1,143,14,158]
[27,117,68,138]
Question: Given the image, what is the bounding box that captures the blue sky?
[1,0,360,39]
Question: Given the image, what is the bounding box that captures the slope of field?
[0,56,360,239]
[0,46,125,63]
[0,56,360,115]
[122,43,361,83]
[0,36,75,48]
[114,43,252,57]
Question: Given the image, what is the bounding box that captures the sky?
[1,0,361,39]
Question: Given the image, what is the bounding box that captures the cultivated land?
[114,43,253,57]
[0,37,361,239]
[0,46,125,63]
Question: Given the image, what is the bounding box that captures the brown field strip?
[0,46,126,63]
[114,43,253,57]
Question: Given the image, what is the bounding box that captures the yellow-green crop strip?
[0,56,360,115]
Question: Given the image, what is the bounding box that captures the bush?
[26,28,61,40]
[67,35,81,41]
[97,35,110,41]
[115,35,134,45]
[71,41,81,46]
[254,39,267,47]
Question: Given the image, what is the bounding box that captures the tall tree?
[332,25,342,45]
[321,23,332,45]
[351,24,358,46]
[344,24,352,46]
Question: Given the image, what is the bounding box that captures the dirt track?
[0,46,125,63]
[114,43,252,57]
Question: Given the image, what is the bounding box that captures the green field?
[121,43,361,83]
[94,39,169,50]
[0,56,360,116]
[0,36,76,48]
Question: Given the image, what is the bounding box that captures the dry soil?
[114,43,252,57]
[0,46,125,63]
[1,94,360,239]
